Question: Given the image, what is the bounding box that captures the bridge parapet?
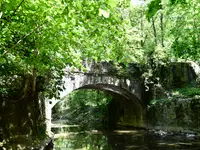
[81,61,144,78]
[62,72,143,100]
[47,61,145,109]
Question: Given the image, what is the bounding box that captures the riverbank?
[0,134,53,150]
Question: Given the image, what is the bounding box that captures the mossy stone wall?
[147,97,200,132]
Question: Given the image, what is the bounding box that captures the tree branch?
[151,17,157,45]
[160,13,164,47]
[0,0,25,31]
[13,0,25,16]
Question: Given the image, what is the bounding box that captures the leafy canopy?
[1,0,200,99]
[0,0,127,98]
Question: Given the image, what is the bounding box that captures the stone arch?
[50,82,143,114]
[50,83,145,130]
[45,70,145,133]
[78,84,145,128]
[78,83,143,107]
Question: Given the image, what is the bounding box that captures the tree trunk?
[152,17,157,45]
[160,13,164,47]
[0,75,46,141]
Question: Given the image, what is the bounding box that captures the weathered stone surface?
[107,93,145,129]
[46,61,145,109]
[161,62,197,88]
[145,62,200,133]
[147,97,200,133]
[151,62,199,100]
[45,61,146,132]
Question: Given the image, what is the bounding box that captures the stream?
[51,122,200,150]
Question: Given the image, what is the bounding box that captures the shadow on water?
[1,126,200,149]
[52,125,200,150]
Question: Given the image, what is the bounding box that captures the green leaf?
[108,0,119,7]
[146,0,162,21]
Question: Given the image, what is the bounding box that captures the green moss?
[171,87,200,98]
[150,98,172,105]
[150,87,200,105]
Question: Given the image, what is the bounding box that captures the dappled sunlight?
[113,130,140,134]
[53,127,200,150]
[51,124,79,128]
[1,0,200,149]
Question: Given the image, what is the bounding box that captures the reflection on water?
[53,127,200,150]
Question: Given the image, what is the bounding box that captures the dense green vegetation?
[53,89,112,130]
[1,0,200,99]
[171,87,200,98]
[150,87,200,105]
[1,0,200,146]
[0,0,127,99]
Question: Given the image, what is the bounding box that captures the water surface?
[53,126,200,150]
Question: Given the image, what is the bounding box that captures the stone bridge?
[45,61,146,132]
[45,61,199,133]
